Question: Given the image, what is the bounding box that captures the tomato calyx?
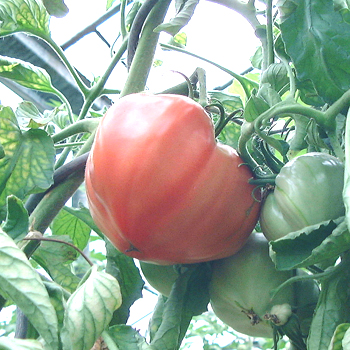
[241,307,262,326]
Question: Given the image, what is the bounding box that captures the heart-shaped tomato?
[85,93,260,264]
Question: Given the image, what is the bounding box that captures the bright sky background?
[0,0,262,346]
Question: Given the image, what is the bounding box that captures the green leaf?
[106,325,149,350]
[307,266,350,350]
[0,0,50,38]
[243,93,270,122]
[149,263,211,350]
[0,106,55,219]
[105,240,144,324]
[64,205,103,238]
[296,79,326,107]
[278,0,350,104]
[344,109,350,236]
[16,101,53,129]
[208,91,243,114]
[0,56,58,94]
[270,218,350,270]
[32,236,80,293]
[0,228,59,350]
[261,63,290,94]
[250,46,263,69]
[51,208,91,251]
[328,323,350,350]
[343,325,350,349]
[42,0,68,18]
[43,281,68,332]
[2,195,29,241]
[154,0,199,36]
[60,266,122,350]
[0,337,44,350]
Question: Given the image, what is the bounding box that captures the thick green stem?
[120,0,172,96]
[46,37,90,97]
[77,38,128,121]
[266,0,274,68]
[324,88,350,125]
[52,119,99,143]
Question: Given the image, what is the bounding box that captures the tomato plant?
[260,152,345,241]
[2,0,350,349]
[85,93,260,264]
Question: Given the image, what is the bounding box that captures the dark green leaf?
[0,0,50,38]
[0,56,58,94]
[0,106,55,219]
[42,0,68,18]
[257,83,282,107]
[105,240,144,324]
[33,236,80,293]
[107,325,149,349]
[261,63,289,94]
[278,0,350,104]
[296,79,326,107]
[307,264,350,349]
[243,93,270,122]
[208,91,243,114]
[0,228,59,350]
[270,218,350,270]
[154,0,199,36]
[2,195,28,241]
[344,110,350,234]
[51,208,91,251]
[149,263,211,350]
[60,266,122,350]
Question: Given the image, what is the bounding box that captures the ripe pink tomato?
[85,93,260,264]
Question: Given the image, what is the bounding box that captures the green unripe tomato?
[209,233,319,338]
[140,261,178,296]
[260,152,344,241]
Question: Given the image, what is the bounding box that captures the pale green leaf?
[328,323,350,350]
[61,266,122,350]
[105,240,144,325]
[0,0,50,38]
[0,228,59,350]
[343,325,350,349]
[107,325,150,349]
[0,106,55,219]
[0,337,44,350]
[155,0,199,36]
[33,236,80,293]
[0,56,57,94]
[16,101,53,128]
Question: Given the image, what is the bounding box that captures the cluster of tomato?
[85,94,344,339]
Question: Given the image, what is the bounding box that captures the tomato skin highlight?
[85,93,261,264]
[260,152,345,241]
